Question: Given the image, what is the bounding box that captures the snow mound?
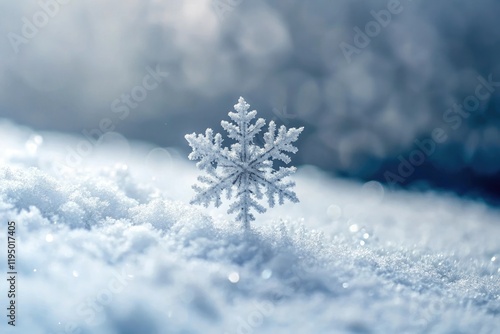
[0,119,499,333]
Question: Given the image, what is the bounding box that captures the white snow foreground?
[0,119,499,334]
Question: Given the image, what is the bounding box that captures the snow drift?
[0,119,499,333]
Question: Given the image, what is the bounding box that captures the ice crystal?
[185,97,304,228]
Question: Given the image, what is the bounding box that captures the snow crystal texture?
[0,119,499,334]
[186,97,303,227]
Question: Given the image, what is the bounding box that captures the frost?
[185,97,304,228]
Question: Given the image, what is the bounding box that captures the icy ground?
[0,119,499,334]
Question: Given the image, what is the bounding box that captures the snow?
[0,119,499,333]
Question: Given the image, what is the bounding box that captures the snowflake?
[185,97,304,228]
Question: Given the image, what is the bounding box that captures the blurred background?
[1,0,499,200]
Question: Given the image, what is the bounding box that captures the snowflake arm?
[185,129,235,170]
[256,120,303,165]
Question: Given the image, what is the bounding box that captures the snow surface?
[0,119,499,334]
